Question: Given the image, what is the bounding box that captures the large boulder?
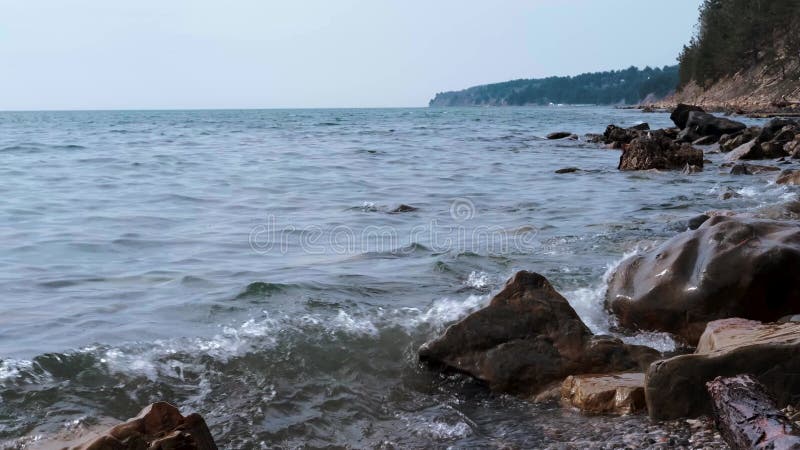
[758,118,799,142]
[685,111,747,137]
[670,104,705,129]
[80,402,217,449]
[646,318,800,419]
[419,271,659,395]
[618,130,703,171]
[561,372,646,415]
[606,216,800,345]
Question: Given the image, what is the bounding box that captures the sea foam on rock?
[606,216,800,345]
[418,271,659,396]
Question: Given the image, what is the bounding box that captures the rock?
[719,127,761,153]
[419,271,660,395]
[81,402,218,449]
[725,139,763,161]
[730,163,780,175]
[682,164,702,174]
[670,104,705,129]
[547,131,573,140]
[676,127,700,143]
[389,204,419,213]
[687,214,710,230]
[758,118,798,142]
[692,135,718,146]
[785,136,800,157]
[760,140,789,158]
[606,216,800,345]
[776,169,800,185]
[618,131,703,171]
[561,373,646,415]
[555,167,580,174]
[707,374,800,450]
[629,123,650,131]
[719,187,741,200]
[685,111,746,137]
[646,318,800,420]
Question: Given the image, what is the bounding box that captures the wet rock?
[687,214,710,230]
[618,130,703,171]
[561,373,647,415]
[719,127,761,153]
[686,111,747,137]
[606,216,800,345]
[555,167,580,174]
[670,104,705,129]
[777,169,800,185]
[725,139,763,161]
[786,136,800,157]
[730,163,780,175]
[758,118,798,142]
[719,187,741,200]
[389,204,419,213]
[629,123,650,131]
[692,135,718,146]
[646,318,800,420]
[547,131,572,140]
[419,271,660,395]
[81,402,218,449]
[761,140,789,158]
[676,127,700,143]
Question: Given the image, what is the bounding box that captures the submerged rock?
[547,131,573,140]
[729,163,780,175]
[389,204,419,213]
[646,318,800,420]
[419,271,659,396]
[555,167,580,174]
[80,402,218,449]
[561,373,646,415]
[618,131,703,171]
[606,216,800,345]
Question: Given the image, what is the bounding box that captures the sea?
[0,107,786,448]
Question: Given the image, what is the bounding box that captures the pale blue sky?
[0,0,701,110]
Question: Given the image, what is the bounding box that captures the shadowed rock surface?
[606,216,800,344]
[646,318,800,420]
[419,271,659,396]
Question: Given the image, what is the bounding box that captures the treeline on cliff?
[678,0,800,86]
[428,66,678,107]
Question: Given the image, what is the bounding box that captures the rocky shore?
[421,105,800,449]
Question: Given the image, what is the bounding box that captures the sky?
[0,0,702,110]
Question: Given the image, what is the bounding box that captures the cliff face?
[663,62,800,113]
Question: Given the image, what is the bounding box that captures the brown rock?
[606,216,800,345]
[719,127,761,153]
[730,163,780,175]
[419,271,659,396]
[646,318,800,420]
[777,169,800,185]
[81,402,218,450]
[618,131,703,171]
[561,373,646,415]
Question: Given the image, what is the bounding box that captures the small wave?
[234,281,293,300]
[464,271,491,289]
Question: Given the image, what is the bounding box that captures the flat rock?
[646,318,800,420]
[561,372,646,415]
[419,271,659,396]
[725,139,763,161]
[555,167,580,174]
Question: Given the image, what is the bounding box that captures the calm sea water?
[0,107,785,448]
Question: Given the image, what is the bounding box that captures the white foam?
[464,271,491,289]
[409,294,489,330]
